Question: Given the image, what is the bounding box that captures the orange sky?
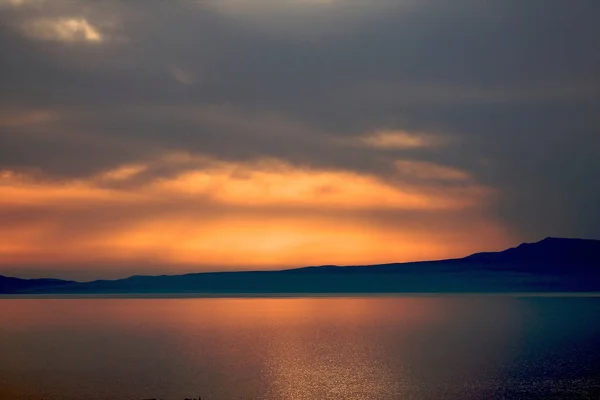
[9,0,591,281]
[0,153,512,280]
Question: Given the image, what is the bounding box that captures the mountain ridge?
[1,237,599,295]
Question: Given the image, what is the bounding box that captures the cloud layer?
[0,0,598,278]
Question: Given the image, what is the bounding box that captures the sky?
[1,0,599,280]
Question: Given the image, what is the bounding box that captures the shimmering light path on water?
[1,297,600,399]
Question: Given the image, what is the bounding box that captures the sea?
[1,295,600,399]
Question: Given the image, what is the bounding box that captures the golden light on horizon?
[0,156,511,279]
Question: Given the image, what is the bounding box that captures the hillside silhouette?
[2,237,599,295]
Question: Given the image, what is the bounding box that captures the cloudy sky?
[1,0,599,280]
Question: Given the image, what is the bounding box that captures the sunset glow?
[1,0,595,281]
[0,156,508,279]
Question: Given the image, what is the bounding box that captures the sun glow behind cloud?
[361,130,446,150]
[0,0,597,282]
[22,17,103,43]
[0,156,508,279]
[153,158,480,211]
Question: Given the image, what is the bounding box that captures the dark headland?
[1,237,600,295]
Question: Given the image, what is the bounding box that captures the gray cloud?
[1,0,599,241]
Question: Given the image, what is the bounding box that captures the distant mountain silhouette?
[0,275,75,294]
[465,237,600,266]
[1,237,599,295]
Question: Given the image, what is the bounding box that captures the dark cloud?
[0,0,599,241]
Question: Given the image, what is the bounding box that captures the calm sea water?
[1,296,600,400]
